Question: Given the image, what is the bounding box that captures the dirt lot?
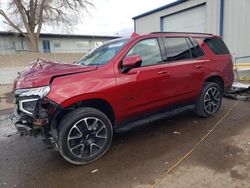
[0,98,249,188]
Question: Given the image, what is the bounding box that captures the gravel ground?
[0,99,249,188]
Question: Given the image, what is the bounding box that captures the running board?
[115,105,195,133]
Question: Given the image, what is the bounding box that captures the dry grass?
[0,52,84,68]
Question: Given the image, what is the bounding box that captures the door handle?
[157,70,168,75]
[195,65,203,69]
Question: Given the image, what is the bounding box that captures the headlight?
[15,86,50,98]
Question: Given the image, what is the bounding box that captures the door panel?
[116,63,171,119]
[163,37,206,102]
[168,59,206,99]
[115,38,172,120]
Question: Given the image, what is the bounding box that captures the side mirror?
[122,55,142,73]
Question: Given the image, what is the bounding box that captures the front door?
[42,40,51,53]
[115,38,171,121]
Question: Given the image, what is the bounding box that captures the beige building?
[0,32,119,54]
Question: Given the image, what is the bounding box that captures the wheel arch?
[204,75,225,93]
[49,97,116,140]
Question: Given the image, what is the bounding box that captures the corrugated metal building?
[133,0,250,58]
[0,32,118,54]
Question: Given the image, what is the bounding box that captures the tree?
[0,0,93,51]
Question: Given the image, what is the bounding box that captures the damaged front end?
[9,85,59,149]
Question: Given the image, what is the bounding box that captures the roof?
[0,31,120,39]
[133,0,188,20]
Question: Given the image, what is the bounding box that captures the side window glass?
[204,38,230,55]
[187,38,198,58]
[126,38,162,66]
[164,38,192,62]
[189,38,204,57]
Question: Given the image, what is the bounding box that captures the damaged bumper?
[9,97,49,135]
[9,96,60,150]
[9,108,32,136]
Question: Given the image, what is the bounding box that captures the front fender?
[59,92,114,108]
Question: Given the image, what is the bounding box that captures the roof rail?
[150,32,214,36]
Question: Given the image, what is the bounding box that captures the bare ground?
[0,99,249,188]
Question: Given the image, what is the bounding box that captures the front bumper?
[9,107,59,150]
[9,96,51,137]
[9,108,36,136]
[9,97,61,150]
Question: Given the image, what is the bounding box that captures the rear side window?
[204,38,230,55]
[164,37,192,62]
[188,38,204,58]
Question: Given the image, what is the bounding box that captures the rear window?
[204,38,230,55]
[164,37,192,62]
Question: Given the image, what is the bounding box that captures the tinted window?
[204,38,230,55]
[187,38,204,58]
[126,38,162,66]
[164,38,192,62]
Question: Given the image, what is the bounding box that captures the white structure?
[0,32,118,54]
[133,0,250,58]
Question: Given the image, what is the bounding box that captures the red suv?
[10,32,234,165]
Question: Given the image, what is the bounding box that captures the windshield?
[76,38,131,66]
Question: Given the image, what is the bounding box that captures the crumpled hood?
[14,58,97,89]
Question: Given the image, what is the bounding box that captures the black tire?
[194,82,222,118]
[58,107,113,165]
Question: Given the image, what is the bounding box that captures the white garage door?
[162,5,206,32]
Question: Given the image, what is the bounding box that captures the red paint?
[122,55,142,67]
[130,32,139,37]
[14,33,234,124]
[15,58,97,89]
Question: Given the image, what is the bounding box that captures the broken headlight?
[19,98,38,115]
[15,86,50,115]
[15,86,50,98]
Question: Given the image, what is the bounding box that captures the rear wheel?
[58,107,113,165]
[195,82,222,117]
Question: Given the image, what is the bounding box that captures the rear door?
[163,37,206,101]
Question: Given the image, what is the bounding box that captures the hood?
[14,58,97,89]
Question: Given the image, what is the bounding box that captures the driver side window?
[126,38,162,67]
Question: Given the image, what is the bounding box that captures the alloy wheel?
[67,117,108,159]
[203,87,221,114]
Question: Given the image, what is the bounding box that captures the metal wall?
[134,0,250,58]
[134,0,221,35]
[223,0,250,57]
[162,5,207,32]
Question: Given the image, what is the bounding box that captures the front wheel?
[58,107,113,165]
[194,82,222,117]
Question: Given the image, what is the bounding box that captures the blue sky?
[0,0,176,36]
